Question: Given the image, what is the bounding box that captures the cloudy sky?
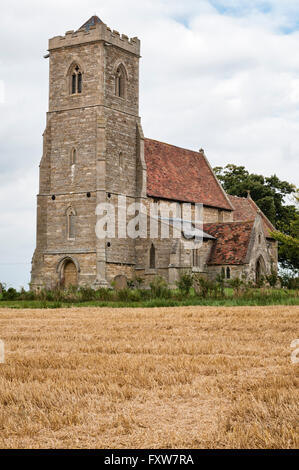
[1,0,299,288]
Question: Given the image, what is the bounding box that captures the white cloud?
[0,81,4,104]
[0,0,299,287]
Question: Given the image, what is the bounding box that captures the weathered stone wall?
[104,46,139,117]
[101,40,141,269]
[104,193,136,266]
[49,43,104,112]
[106,264,135,283]
[104,111,139,196]
[207,265,245,281]
[267,240,279,269]
[245,217,276,282]
[47,108,97,194]
[203,206,232,223]
[36,252,97,289]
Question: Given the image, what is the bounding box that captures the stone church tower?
[31,16,145,289]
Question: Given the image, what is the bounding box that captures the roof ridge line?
[145,137,200,155]
[248,197,275,230]
[200,151,235,211]
[203,220,255,225]
[229,194,248,200]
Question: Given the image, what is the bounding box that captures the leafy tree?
[271,231,299,270]
[214,165,298,270]
[271,192,299,271]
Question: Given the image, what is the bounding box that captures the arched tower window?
[226,267,231,279]
[66,207,76,240]
[119,152,123,168]
[150,243,156,269]
[71,148,77,165]
[115,65,126,98]
[70,65,82,95]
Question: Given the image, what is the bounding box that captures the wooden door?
[63,261,78,288]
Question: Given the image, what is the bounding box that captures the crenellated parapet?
[48,22,140,56]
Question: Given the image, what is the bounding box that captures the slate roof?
[228,195,275,238]
[203,221,254,265]
[144,139,233,211]
[79,16,102,31]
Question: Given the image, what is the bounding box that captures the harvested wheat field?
[0,306,298,449]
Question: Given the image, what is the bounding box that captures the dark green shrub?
[193,275,217,298]
[117,288,131,302]
[52,288,68,302]
[280,272,299,290]
[176,272,193,296]
[46,290,56,301]
[256,276,266,288]
[134,277,144,289]
[128,277,144,289]
[216,274,225,297]
[137,289,151,300]
[78,287,96,302]
[36,289,46,301]
[2,287,19,301]
[19,288,36,301]
[288,277,299,290]
[150,276,171,299]
[229,278,244,296]
[128,290,142,302]
[95,288,112,301]
[266,270,279,288]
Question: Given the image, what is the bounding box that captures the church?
[30,16,278,290]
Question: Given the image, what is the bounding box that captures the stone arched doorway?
[256,256,266,283]
[57,256,80,288]
[63,260,78,288]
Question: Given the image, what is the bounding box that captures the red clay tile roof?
[203,221,254,265]
[228,195,275,238]
[144,139,233,210]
